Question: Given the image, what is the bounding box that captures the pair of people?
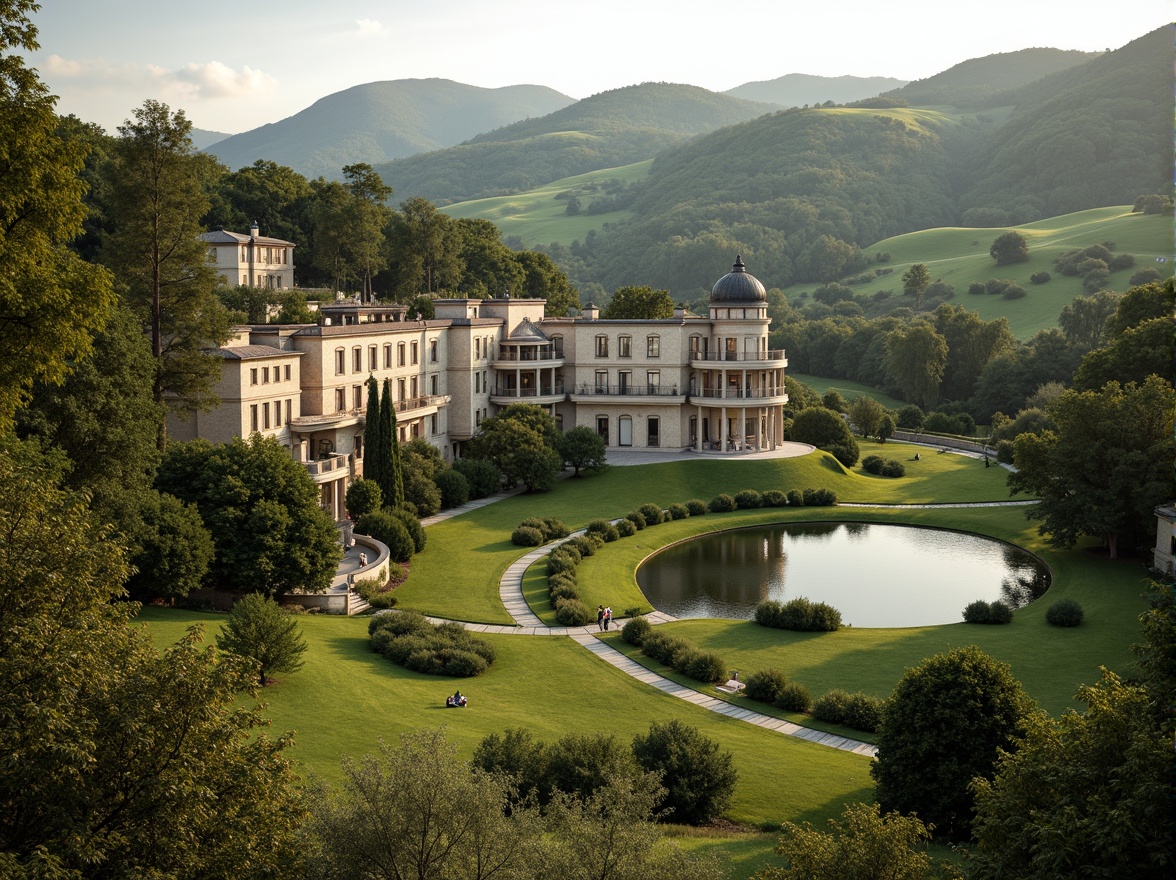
[596,605,613,631]
[446,690,467,708]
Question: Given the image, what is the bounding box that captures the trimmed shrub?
[554,543,582,566]
[708,494,736,513]
[566,535,600,557]
[880,460,905,478]
[621,616,652,645]
[802,487,837,506]
[967,281,986,295]
[774,681,812,713]
[554,597,594,626]
[759,597,842,632]
[637,503,664,526]
[511,525,544,547]
[542,517,571,540]
[1002,284,1027,300]
[355,511,415,563]
[827,443,860,468]
[862,454,885,474]
[786,489,804,507]
[843,693,887,733]
[615,518,637,537]
[1046,598,1084,627]
[745,669,789,704]
[370,612,495,676]
[546,552,577,577]
[641,631,688,666]
[667,503,690,520]
[755,600,782,628]
[762,489,787,507]
[812,689,851,725]
[734,489,762,509]
[392,509,427,554]
[434,468,469,510]
[963,600,1013,624]
[625,511,646,531]
[631,720,737,826]
[585,519,619,542]
[685,499,708,516]
[682,651,727,684]
[548,581,579,602]
[1030,271,1051,284]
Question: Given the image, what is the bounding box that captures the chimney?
[674,303,687,318]
[582,302,599,321]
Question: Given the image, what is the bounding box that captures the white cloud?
[43,55,276,98]
[355,18,387,36]
[173,61,278,98]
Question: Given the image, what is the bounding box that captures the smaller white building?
[200,223,295,289]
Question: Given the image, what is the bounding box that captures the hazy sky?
[28,1,1170,134]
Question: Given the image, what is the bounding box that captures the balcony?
[489,383,566,405]
[568,383,686,404]
[689,387,790,404]
[491,350,564,365]
[689,349,787,366]
[393,393,450,415]
[303,452,352,483]
[290,395,449,432]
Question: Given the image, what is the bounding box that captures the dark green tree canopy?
[989,230,1030,265]
[217,593,309,686]
[557,425,608,476]
[602,285,674,319]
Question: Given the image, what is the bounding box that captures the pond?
[635,522,1050,628]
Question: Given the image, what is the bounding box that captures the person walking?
[597,604,605,631]
[603,606,613,631]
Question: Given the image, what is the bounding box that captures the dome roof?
[507,317,548,343]
[710,256,766,304]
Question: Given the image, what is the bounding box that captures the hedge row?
[511,516,571,547]
[368,611,496,677]
[546,533,606,626]
[755,597,842,632]
[743,668,886,733]
[621,618,728,685]
[862,455,905,478]
[962,599,1013,624]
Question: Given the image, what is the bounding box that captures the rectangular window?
[618,370,631,394]
[648,417,660,447]
[353,385,362,410]
[475,410,482,427]
[475,372,480,393]
[262,366,270,383]
[335,349,345,375]
[475,338,481,359]
[383,344,392,369]
[335,388,346,412]
[250,368,258,385]
[353,347,362,372]
[284,364,291,381]
[595,370,608,393]
[618,336,631,358]
[369,346,377,371]
[285,399,292,424]
[430,375,438,395]
[595,335,608,357]
[411,341,419,365]
[552,335,564,356]
[411,422,420,438]
[410,377,418,399]
[262,402,270,430]
[397,378,406,403]
[647,370,660,393]
[430,339,438,362]
[274,399,283,427]
[596,416,608,442]
[618,416,632,447]
[250,404,258,432]
[431,414,438,434]
[647,335,660,358]
[398,343,406,367]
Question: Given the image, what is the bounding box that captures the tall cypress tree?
[380,379,404,508]
[362,376,384,492]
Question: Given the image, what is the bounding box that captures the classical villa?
[169,256,788,519]
[199,223,296,289]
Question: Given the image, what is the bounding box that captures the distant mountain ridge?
[204,79,575,179]
[723,73,907,106]
[190,128,231,150]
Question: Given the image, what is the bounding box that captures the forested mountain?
[724,73,906,107]
[373,83,774,204]
[204,79,574,180]
[531,27,1167,298]
[961,27,1170,223]
[885,48,1099,107]
[190,128,231,150]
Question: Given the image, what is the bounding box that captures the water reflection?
[636,523,1050,628]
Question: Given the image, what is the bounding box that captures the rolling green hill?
[375,83,774,204]
[724,73,906,106]
[788,206,1173,340]
[204,78,574,179]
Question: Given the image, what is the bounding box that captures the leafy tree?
[307,179,355,292]
[387,196,463,298]
[989,230,1030,266]
[204,158,312,247]
[821,389,848,413]
[558,425,608,476]
[469,403,562,491]
[125,490,214,601]
[342,163,392,300]
[847,395,884,438]
[305,728,545,880]
[932,304,1015,402]
[1105,279,1173,337]
[216,283,275,324]
[603,285,674,319]
[344,478,382,519]
[1008,375,1174,558]
[885,324,948,410]
[877,413,896,443]
[101,99,232,444]
[0,2,116,429]
[399,444,442,516]
[0,444,304,878]
[789,407,859,466]
[454,217,526,298]
[516,249,580,316]
[1058,289,1121,351]
[1070,317,1171,391]
[871,646,1033,841]
[631,720,736,826]
[901,263,931,308]
[216,593,308,686]
[755,802,960,880]
[157,434,343,595]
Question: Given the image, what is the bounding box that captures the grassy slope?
[441,160,651,247]
[784,373,908,409]
[789,207,1172,339]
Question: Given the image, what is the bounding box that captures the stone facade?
[199,223,295,290]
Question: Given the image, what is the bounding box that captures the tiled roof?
[216,345,302,360]
[199,229,296,247]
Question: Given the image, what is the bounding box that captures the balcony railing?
[393,393,448,413]
[304,454,350,477]
[290,394,448,430]
[492,350,563,362]
[576,384,682,397]
[691,387,787,401]
[491,384,565,398]
[690,350,786,362]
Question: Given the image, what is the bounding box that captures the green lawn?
[786,373,908,409]
[786,207,1172,340]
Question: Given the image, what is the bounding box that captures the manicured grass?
[441,160,652,247]
[787,373,908,409]
[398,445,1010,624]
[134,608,873,829]
[787,207,1172,340]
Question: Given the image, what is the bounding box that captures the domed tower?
[687,256,788,453]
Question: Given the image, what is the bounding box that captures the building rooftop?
[711,255,767,304]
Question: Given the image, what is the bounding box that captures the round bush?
[774,681,812,713]
[548,580,579,602]
[546,552,577,577]
[553,543,582,566]
[745,669,788,703]
[667,503,690,520]
[1046,598,1084,627]
[685,499,708,516]
[621,616,652,645]
[586,519,620,542]
[440,650,489,677]
[862,454,885,475]
[554,597,594,626]
[355,511,415,563]
[708,494,736,513]
[392,509,427,554]
[683,652,728,684]
[637,503,664,526]
[1030,271,1051,284]
[542,517,571,539]
[615,518,637,537]
[843,693,887,733]
[786,489,804,507]
[987,601,1013,624]
[761,489,787,507]
[511,525,545,547]
[807,602,843,632]
[566,535,599,557]
[754,599,782,628]
[827,443,860,468]
[812,689,851,725]
[434,469,470,510]
[519,517,550,537]
[625,511,646,530]
[963,600,992,623]
[733,489,762,509]
[963,600,1012,625]
[641,631,683,666]
[880,460,905,478]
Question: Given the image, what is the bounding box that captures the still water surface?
[636,522,1050,628]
